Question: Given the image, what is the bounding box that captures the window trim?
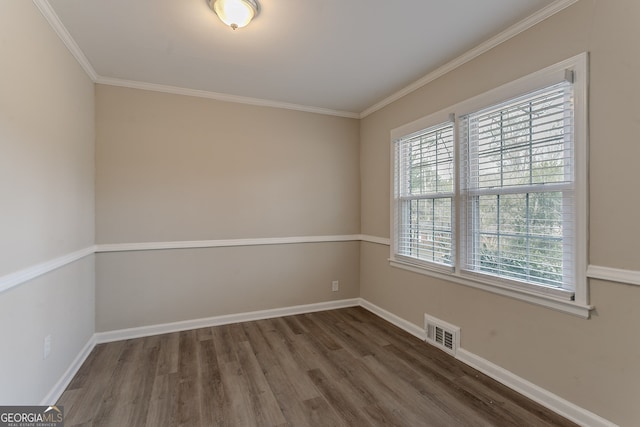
[393,119,456,272]
[389,53,591,318]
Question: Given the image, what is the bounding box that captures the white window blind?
[460,81,575,293]
[390,54,589,314]
[394,122,454,268]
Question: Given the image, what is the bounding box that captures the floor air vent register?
[424,313,460,356]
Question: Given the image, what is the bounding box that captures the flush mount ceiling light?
[209,0,259,30]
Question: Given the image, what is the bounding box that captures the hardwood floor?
[58,307,578,426]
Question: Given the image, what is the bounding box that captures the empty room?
[1,0,638,425]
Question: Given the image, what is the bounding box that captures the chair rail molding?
[586,264,640,286]
[0,246,95,294]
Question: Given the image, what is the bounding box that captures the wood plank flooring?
[58,307,578,426]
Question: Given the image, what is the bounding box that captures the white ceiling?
[45,0,558,116]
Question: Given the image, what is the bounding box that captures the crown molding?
[32,0,98,81]
[359,0,580,118]
[95,77,360,119]
[33,1,357,118]
[35,0,578,120]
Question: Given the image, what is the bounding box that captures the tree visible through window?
[395,122,454,268]
[462,82,574,289]
[391,55,587,308]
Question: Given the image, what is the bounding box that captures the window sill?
[389,259,594,319]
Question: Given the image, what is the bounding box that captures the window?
[391,54,589,316]
[394,121,455,270]
[460,81,575,296]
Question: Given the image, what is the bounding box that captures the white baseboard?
[40,334,96,405]
[95,298,360,344]
[456,349,616,427]
[43,299,359,403]
[45,297,616,427]
[358,299,615,427]
[358,298,426,340]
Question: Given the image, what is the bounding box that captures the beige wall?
[4,0,638,422]
[0,2,95,404]
[96,85,360,243]
[96,243,359,331]
[95,86,361,330]
[360,1,640,425]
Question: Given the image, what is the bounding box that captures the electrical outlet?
[44,334,52,359]
[332,280,339,292]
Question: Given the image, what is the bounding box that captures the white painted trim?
[587,265,640,286]
[40,334,96,405]
[386,53,591,317]
[34,1,357,118]
[34,0,357,118]
[389,259,593,319]
[34,0,579,120]
[32,0,98,81]
[4,239,638,301]
[361,232,640,290]
[95,299,360,343]
[359,234,391,246]
[95,77,360,119]
[0,235,365,293]
[42,299,359,403]
[96,235,362,253]
[359,0,580,118]
[359,298,616,427]
[35,0,578,120]
[358,298,426,340]
[456,349,617,427]
[44,297,615,426]
[29,0,356,121]
[0,246,95,294]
